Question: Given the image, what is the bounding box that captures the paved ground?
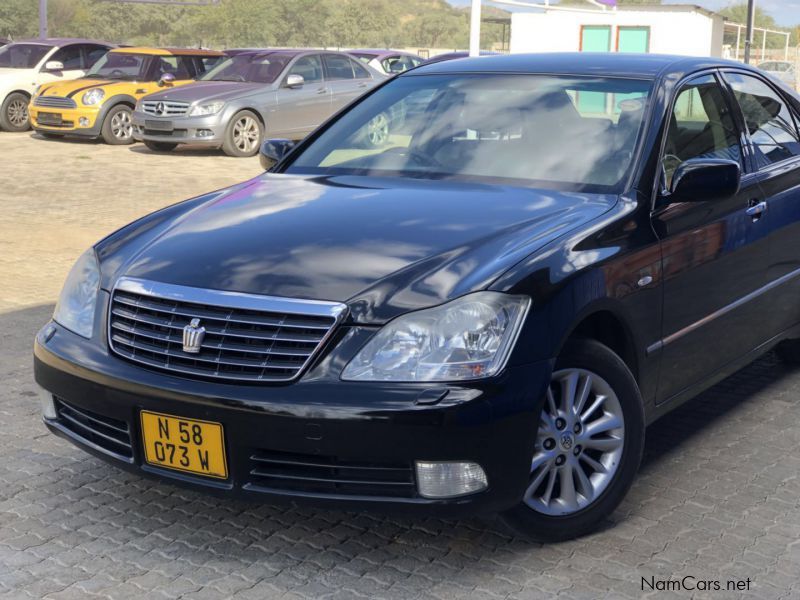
[2,131,800,599]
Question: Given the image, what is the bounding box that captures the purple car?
[350,49,424,75]
[424,51,501,65]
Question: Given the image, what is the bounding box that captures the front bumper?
[29,104,102,137]
[34,319,551,517]
[132,111,225,146]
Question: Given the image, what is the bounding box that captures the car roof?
[350,49,418,58]
[113,46,223,57]
[411,52,754,79]
[13,38,115,47]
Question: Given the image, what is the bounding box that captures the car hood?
[101,174,616,323]
[38,78,134,97]
[142,80,267,104]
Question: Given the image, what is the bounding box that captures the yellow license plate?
[140,411,228,479]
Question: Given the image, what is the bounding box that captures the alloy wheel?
[111,109,133,141]
[233,116,260,153]
[524,368,625,516]
[367,112,390,146]
[8,99,28,127]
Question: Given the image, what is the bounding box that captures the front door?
[273,54,329,139]
[653,73,771,403]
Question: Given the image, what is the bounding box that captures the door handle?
[316,88,328,94]
[358,82,369,88]
[745,200,767,219]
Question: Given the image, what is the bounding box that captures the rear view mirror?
[668,158,741,203]
[285,74,304,89]
[44,60,64,72]
[259,138,296,170]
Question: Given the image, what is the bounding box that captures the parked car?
[35,52,800,541]
[758,60,797,91]
[28,46,224,144]
[132,49,385,157]
[0,38,113,132]
[423,50,500,65]
[350,49,424,75]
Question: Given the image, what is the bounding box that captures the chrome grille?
[108,278,347,383]
[141,100,190,117]
[34,95,77,109]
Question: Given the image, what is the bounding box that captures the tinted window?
[324,54,354,80]
[351,59,371,79]
[84,45,109,68]
[287,55,323,84]
[0,43,52,68]
[727,72,800,168]
[197,55,223,75]
[152,56,193,80]
[288,74,653,192]
[201,53,290,83]
[85,52,149,80]
[663,75,742,189]
[50,45,83,70]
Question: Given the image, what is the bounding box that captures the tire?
[222,110,263,157]
[775,339,800,365]
[100,104,134,145]
[0,92,31,132]
[500,339,645,542]
[144,141,178,152]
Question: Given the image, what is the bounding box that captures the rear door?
[653,73,771,403]
[323,54,373,112]
[273,53,329,138]
[722,70,800,340]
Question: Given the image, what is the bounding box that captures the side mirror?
[667,158,741,203]
[44,60,64,72]
[285,74,304,89]
[259,139,296,170]
[158,72,176,87]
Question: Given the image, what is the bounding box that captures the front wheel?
[101,104,134,145]
[500,339,644,542]
[222,110,263,157]
[144,141,177,152]
[1,92,31,131]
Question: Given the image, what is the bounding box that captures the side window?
[49,45,83,70]
[153,56,192,80]
[725,72,800,168]
[84,45,109,68]
[197,55,222,76]
[351,58,371,80]
[662,75,742,190]
[324,54,355,80]
[287,55,323,84]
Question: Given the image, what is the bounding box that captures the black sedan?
[35,53,800,541]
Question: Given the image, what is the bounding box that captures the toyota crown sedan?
[35,53,800,541]
[132,49,384,157]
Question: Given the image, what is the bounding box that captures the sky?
[448,1,800,27]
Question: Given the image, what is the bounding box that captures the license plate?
[38,112,63,125]
[140,411,227,479]
[145,119,173,131]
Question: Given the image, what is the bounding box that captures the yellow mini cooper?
[29,46,223,144]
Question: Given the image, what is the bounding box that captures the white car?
[0,38,113,132]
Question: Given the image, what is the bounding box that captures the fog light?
[415,461,487,498]
[197,129,214,137]
[78,117,90,127]
[38,387,57,420]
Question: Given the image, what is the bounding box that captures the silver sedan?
[132,49,386,157]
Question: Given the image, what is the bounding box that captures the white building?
[509,4,725,58]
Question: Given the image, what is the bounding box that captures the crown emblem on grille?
[182,318,205,354]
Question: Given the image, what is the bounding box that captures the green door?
[581,25,611,52]
[618,26,650,53]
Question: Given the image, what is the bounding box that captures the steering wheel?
[109,69,126,77]
[383,146,444,169]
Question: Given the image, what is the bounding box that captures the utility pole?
[469,0,482,57]
[39,0,48,38]
[744,0,756,64]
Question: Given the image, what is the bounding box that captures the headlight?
[189,101,225,116]
[53,248,100,339]
[342,292,530,382]
[82,88,105,106]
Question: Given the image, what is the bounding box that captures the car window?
[351,59,371,80]
[50,45,83,70]
[84,45,109,68]
[197,55,223,75]
[662,75,742,190]
[287,74,653,192]
[382,56,415,74]
[86,52,149,80]
[726,71,800,168]
[0,43,53,68]
[287,55,323,84]
[152,56,193,80]
[324,54,355,80]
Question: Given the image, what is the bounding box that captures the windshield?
[200,54,291,83]
[0,43,52,68]
[85,52,150,80]
[286,74,653,192]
